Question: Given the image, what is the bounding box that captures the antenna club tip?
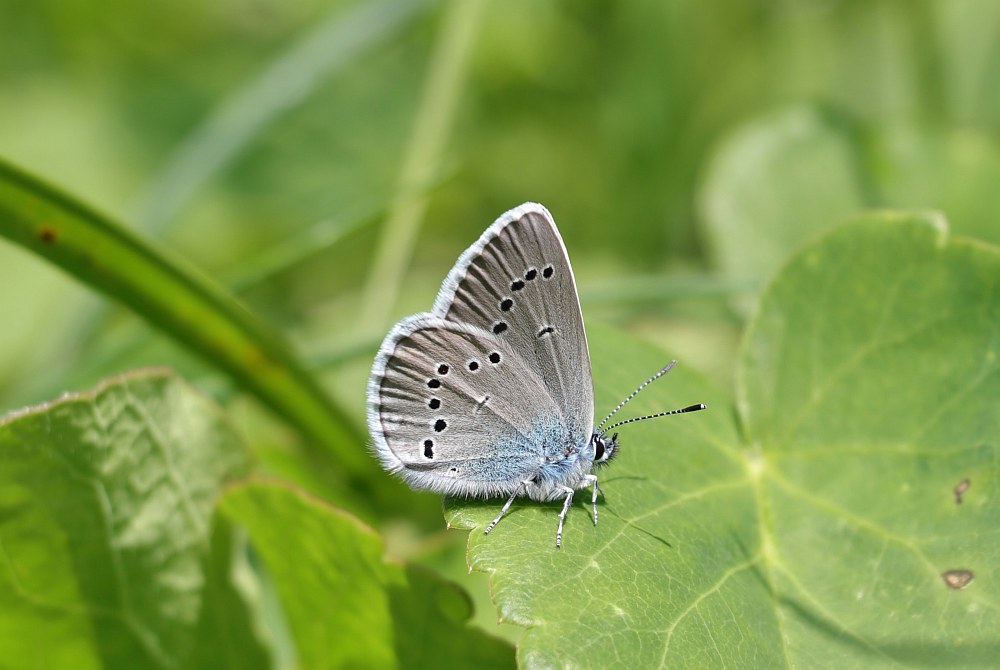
[685,403,707,412]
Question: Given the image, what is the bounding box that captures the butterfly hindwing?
[369,315,572,497]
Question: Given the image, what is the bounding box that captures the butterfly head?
[591,431,619,467]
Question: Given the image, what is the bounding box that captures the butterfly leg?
[582,474,603,525]
[484,482,528,536]
[555,485,576,548]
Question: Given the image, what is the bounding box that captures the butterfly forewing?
[431,204,594,436]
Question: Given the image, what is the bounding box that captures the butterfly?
[367,203,704,547]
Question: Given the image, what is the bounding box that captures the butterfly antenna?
[597,360,679,431]
[603,403,706,432]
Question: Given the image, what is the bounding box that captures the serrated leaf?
[0,369,267,669]
[446,214,999,668]
[219,481,515,670]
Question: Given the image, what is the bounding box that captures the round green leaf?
[868,124,1000,246]
[699,104,869,311]
[700,104,1000,315]
[446,214,999,668]
[739,212,998,667]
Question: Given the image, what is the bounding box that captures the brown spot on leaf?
[941,569,974,590]
[954,478,970,505]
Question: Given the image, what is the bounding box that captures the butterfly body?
[367,203,692,547]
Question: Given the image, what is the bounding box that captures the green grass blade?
[0,158,366,474]
[360,0,487,330]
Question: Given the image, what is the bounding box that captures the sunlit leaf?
[220,481,515,670]
[0,370,267,669]
[448,214,999,668]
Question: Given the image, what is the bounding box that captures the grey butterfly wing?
[367,314,569,497]
[431,203,594,433]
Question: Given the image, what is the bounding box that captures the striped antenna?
[602,403,706,433]
[597,360,678,431]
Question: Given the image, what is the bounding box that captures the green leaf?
[699,105,870,310]
[446,214,999,668]
[737,212,999,666]
[0,369,267,669]
[219,481,515,670]
[868,123,1000,245]
[445,329,751,667]
[699,104,1000,312]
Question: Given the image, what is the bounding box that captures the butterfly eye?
[593,433,619,465]
[594,438,606,462]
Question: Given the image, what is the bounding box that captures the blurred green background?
[2,0,999,643]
